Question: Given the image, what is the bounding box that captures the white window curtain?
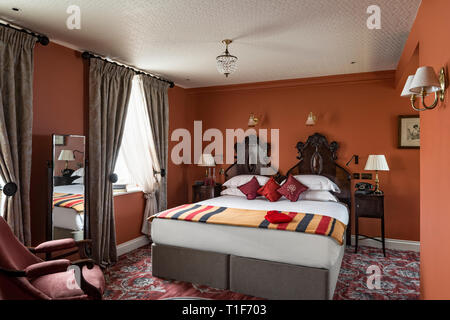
[119,75,161,235]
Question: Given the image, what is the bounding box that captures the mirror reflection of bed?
[51,134,86,241]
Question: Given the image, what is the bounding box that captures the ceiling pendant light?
[216,39,238,78]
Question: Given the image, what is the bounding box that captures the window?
[113,76,157,194]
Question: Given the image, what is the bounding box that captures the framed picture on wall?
[54,135,66,146]
[398,115,420,149]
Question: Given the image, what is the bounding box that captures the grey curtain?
[0,27,37,245]
[88,59,134,266]
[141,77,170,211]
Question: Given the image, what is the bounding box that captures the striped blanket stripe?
[53,193,84,214]
[151,204,346,245]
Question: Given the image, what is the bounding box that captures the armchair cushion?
[30,270,86,300]
[34,239,77,253]
[25,259,71,279]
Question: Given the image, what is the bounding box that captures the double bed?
[52,184,85,235]
[151,133,351,300]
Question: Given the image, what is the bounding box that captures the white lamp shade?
[401,75,415,97]
[409,66,440,94]
[364,155,389,171]
[58,150,75,161]
[305,112,316,126]
[197,154,215,167]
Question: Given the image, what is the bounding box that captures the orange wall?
[31,42,183,245]
[396,0,450,299]
[182,71,420,241]
[32,43,86,245]
[167,86,190,207]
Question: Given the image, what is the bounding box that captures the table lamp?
[364,155,389,194]
[58,150,75,175]
[197,154,216,185]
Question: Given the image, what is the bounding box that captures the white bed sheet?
[53,184,84,231]
[54,184,84,195]
[151,195,348,270]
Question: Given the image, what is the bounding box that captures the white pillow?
[72,167,84,177]
[293,175,341,193]
[223,175,269,188]
[298,190,338,202]
[220,188,246,197]
[72,177,84,184]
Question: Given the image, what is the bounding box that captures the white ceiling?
[0,0,421,88]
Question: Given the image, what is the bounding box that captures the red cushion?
[277,175,308,202]
[265,211,294,223]
[238,176,260,200]
[257,177,282,202]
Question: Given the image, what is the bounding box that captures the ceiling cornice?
[186,70,396,95]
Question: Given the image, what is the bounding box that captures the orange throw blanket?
[150,204,346,245]
[53,193,84,214]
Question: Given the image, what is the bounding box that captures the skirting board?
[351,236,420,252]
[117,235,151,256]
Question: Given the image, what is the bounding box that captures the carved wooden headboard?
[285,133,352,245]
[285,133,351,202]
[224,135,282,182]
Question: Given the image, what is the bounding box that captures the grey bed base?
[151,242,345,300]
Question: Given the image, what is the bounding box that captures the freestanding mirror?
[48,134,87,241]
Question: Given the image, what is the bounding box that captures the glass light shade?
[305,112,316,126]
[216,53,238,77]
[248,114,258,127]
[401,75,415,97]
[197,154,216,167]
[364,155,389,171]
[58,150,75,161]
[409,66,440,94]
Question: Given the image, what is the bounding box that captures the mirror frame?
[47,134,89,241]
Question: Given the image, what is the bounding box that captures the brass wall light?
[305,112,317,126]
[401,66,447,111]
[248,113,259,127]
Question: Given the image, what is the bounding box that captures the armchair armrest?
[34,238,77,253]
[71,258,95,269]
[25,259,71,279]
[0,267,26,277]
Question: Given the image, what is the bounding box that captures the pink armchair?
[0,217,105,300]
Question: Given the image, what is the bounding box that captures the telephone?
[355,182,374,195]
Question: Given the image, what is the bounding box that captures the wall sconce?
[248,113,259,127]
[305,112,317,126]
[401,66,447,111]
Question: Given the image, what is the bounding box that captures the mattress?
[53,184,84,231]
[53,207,84,231]
[151,195,348,270]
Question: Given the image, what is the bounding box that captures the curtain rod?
[81,51,174,88]
[0,20,49,46]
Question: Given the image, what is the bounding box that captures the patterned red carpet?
[104,245,419,300]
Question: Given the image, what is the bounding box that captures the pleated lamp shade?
[364,155,389,171]
[58,150,75,161]
[409,66,440,94]
[197,154,215,167]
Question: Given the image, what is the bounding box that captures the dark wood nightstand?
[192,184,222,202]
[354,193,385,256]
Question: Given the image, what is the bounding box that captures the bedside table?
[354,193,385,256]
[192,184,222,202]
